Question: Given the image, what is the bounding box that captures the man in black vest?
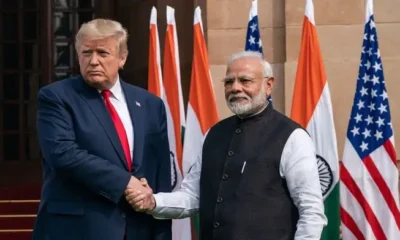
[126,51,327,240]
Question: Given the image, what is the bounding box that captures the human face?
[224,57,274,116]
[78,36,127,90]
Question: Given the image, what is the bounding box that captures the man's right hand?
[125,178,155,212]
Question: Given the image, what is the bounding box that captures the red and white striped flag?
[147,7,190,239]
[182,6,219,237]
[340,0,400,239]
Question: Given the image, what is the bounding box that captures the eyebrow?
[81,47,110,52]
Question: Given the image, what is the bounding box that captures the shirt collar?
[98,76,123,101]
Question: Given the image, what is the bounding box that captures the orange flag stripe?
[163,24,183,171]
[190,23,219,134]
[290,16,326,128]
[148,24,161,97]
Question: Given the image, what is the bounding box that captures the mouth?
[229,96,249,103]
[88,71,103,76]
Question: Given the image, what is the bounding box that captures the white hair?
[227,51,273,78]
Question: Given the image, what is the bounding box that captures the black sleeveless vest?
[199,105,301,240]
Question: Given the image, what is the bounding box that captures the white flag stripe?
[248,0,257,20]
[182,104,204,175]
[304,0,315,25]
[306,84,339,191]
[342,140,399,239]
[341,224,359,240]
[193,7,203,30]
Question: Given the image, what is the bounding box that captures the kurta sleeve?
[280,128,328,239]
[149,154,202,219]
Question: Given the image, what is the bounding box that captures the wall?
[206,0,400,160]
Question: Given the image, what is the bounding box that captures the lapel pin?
[135,101,141,107]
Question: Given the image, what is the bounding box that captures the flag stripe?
[164,19,183,172]
[290,16,325,127]
[340,164,387,240]
[189,23,218,135]
[148,23,162,96]
[363,155,400,229]
[320,183,340,239]
[383,140,397,166]
[340,206,366,240]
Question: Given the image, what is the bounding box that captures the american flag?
[245,0,272,103]
[340,1,400,239]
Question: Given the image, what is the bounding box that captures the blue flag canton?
[245,16,263,54]
[347,15,393,160]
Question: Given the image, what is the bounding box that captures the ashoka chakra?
[317,154,333,196]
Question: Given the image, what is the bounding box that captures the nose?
[89,53,99,65]
[230,79,243,93]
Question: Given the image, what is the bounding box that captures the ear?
[263,77,275,96]
[118,53,128,69]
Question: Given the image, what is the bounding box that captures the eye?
[98,51,109,57]
[82,50,92,57]
[238,77,253,85]
[223,78,234,86]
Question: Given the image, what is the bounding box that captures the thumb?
[140,178,148,186]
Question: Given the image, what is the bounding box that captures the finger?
[132,200,144,209]
[125,189,132,195]
[132,195,146,203]
[128,195,145,205]
[140,178,148,186]
[126,191,142,201]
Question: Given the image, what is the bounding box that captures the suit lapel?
[121,81,145,174]
[78,77,129,170]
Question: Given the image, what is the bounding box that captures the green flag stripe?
[321,183,340,240]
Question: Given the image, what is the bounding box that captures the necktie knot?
[101,89,111,99]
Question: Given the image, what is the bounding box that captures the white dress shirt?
[151,128,327,240]
[99,77,134,157]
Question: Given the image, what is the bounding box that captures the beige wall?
[206,0,400,159]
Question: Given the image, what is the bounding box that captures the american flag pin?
[135,101,141,107]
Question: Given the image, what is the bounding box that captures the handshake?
[124,177,156,212]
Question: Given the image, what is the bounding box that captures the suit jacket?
[32,76,172,240]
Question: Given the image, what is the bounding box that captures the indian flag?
[147,7,190,240]
[183,6,219,238]
[290,0,340,239]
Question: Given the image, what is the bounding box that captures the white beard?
[226,88,268,117]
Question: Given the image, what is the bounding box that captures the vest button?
[235,128,241,134]
[213,222,220,228]
[228,151,234,156]
[217,197,223,203]
[222,174,228,180]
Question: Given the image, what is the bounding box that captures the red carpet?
[0,185,41,240]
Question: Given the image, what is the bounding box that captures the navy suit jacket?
[32,76,172,240]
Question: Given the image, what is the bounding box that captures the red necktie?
[101,90,132,172]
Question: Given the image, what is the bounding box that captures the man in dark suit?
[32,18,172,240]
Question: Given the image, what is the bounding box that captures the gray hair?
[227,51,273,78]
[75,18,129,56]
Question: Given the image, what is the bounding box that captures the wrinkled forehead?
[226,57,263,77]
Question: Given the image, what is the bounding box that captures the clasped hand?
[125,177,155,212]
